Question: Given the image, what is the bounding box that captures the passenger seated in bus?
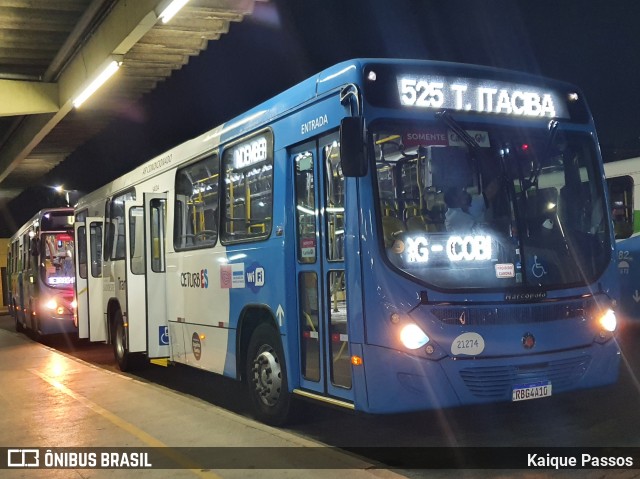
[444,187,476,231]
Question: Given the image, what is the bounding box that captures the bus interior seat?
[403,199,429,231]
[381,199,399,218]
[200,209,217,241]
[406,215,427,232]
[403,201,420,222]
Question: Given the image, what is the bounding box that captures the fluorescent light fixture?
[73,59,122,108]
[158,0,190,23]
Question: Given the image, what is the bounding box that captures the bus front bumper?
[357,340,620,414]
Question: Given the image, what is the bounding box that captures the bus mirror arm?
[340,117,367,177]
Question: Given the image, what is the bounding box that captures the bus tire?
[15,315,24,333]
[245,323,291,426]
[32,316,42,341]
[13,303,23,333]
[112,309,134,372]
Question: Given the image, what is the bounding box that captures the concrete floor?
[0,325,402,479]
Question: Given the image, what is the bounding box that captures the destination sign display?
[233,136,269,169]
[397,75,569,119]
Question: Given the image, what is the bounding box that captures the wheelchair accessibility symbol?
[531,255,547,279]
[159,326,169,346]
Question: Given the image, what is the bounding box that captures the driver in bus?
[444,186,476,231]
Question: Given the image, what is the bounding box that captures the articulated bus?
[7,208,77,336]
[73,59,620,425]
[603,157,640,320]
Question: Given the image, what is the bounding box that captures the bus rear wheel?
[245,323,292,426]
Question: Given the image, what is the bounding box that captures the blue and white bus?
[73,59,620,424]
[7,208,77,337]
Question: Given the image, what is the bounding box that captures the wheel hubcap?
[251,347,282,406]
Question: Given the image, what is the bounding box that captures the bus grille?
[459,356,591,399]
[431,297,598,326]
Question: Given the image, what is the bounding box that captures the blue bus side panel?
[222,93,353,389]
[616,235,640,322]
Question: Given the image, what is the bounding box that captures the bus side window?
[77,226,87,279]
[294,150,317,263]
[173,154,219,251]
[111,190,136,260]
[90,223,102,277]
[129,208,145,275]
[221,131,274,243]
[324,141,344,261]
[607,175,634,239]
[22,234,28,270]
[103,199,112,261]
[115,217,126,259]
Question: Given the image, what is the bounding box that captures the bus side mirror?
[30,240,39,256]
[340,117,367,177]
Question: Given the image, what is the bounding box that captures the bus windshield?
[41,232,75,289]
[373,121,611,290]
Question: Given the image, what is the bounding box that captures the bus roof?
[604,157,640,177]
[10,207,74,241]
[74,58,583,210]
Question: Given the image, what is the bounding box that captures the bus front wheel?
[245,323,292,426]
[112,309,133,371]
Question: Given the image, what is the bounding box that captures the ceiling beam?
[0,79,58,116]
[0,0,165,184]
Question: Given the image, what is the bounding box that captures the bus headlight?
[595,308,616,343]
[44,299,57,310]
[598,309,617,332]
[400,323,430,350]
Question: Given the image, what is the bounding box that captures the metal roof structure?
[0,0,264,204]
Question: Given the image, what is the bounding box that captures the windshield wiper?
[527,120,559,189]
[436,110,482,151]
[435,109,485,184]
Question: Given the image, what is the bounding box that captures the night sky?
[3,0,640,235]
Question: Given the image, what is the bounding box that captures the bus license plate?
[512,381,552,401]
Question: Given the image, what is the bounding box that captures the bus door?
[144,193,169,358]
[124,202,146,353]
[74,218,105,340]
[293,133,354,403]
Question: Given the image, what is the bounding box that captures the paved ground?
[0,324,402,479]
